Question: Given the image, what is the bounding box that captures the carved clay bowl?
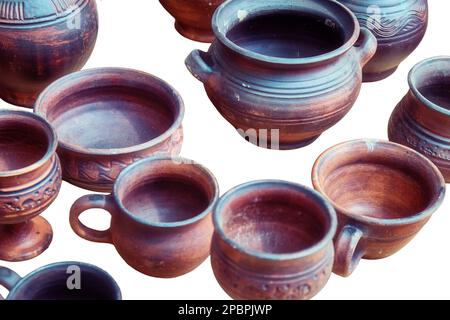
[35,68,184,192]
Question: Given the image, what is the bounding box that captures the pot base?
[0,90,37,109]
[363,67,398,83]
[0,217,53,262]
[64,176,113,193]
[242,134,321,150]
[175,21,214,43]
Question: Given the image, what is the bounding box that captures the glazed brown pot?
[35,68,184,192]
[211,180,337,300]
[389,57,450,182]
[70,156,219,278]
[186,0,377,150]
[312,140,446,277]
[0,111,62,262]
[160,0,224,42]
[0,0,98,108]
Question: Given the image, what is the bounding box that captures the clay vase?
[35,68,184,192]
[337,0,428,82]
[0,111,62,262]
[186,0,377,150]
[211,180,337,300]
[160,0,224,42]
[70,156,219,278]
[0,262,121,300]
[0,0,98,108]
[389,57,450,182]
[312,139,446,277]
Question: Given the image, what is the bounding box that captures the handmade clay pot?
[211,180,337,300]
[186,0,377,150]
[70,156,219,278]
[337,0,428,82]
[0,262,121,300]
[0,0,98,108]
[389,57,450,182]
[312,139,446,277]
[0,111,62,262]
[35,68,184,192]
[160,0,224,42]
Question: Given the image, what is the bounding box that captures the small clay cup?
[70,156,219,278]
[211,180,337,300]
[0,262,121,300]
[312,140,446,277]
[389,57,450,182]
[35,68,184,192]
[0,111,62,262]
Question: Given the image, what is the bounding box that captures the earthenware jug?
[389,57,450,182]
[186,0,377,150]
[337,0,428,82]
[0,111,62,262]
[312,140,445,277]
[0,0,98,108]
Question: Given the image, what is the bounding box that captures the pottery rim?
[213,180,338,262]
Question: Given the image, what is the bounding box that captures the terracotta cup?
[0,111,62,262]
[70,156,219,278]
[312,140,446,277]
[35,68,184,192]
[389,57,450,182]
[0,262,121,300]
[211,180,337,300]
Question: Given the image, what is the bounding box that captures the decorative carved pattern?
[0,1,24,20]
[50,0,79,13]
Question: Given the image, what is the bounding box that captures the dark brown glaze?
[0,262,121,300]
[160,0,224,42]
[35,68,184,192]
[338,0,427,82]
[0,111,61,262]
[312,140,446,277]
[0,0,98,108]
[70,157,219,278]
[211,180,337,300]
[389,57,450,182]
[186,0,377,150]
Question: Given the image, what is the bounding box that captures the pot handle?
[70,194,115,244]
[354,27,377,68]
[186,49,217,83]
[0,267,22,296]
[333,225,365,277]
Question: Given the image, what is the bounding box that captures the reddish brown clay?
[0,111,62,262]
[211,180,337,300]
[0,0,98,108]
[389,57,450,182]
[35,68,184,192]
[160,0,224,42]
[312,139,446,277]
[70,156,219,278]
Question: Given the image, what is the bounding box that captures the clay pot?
[0,262,121,300]
[337,0,428,82]
[160,0,224,42]
[312,139,446,277]
[0,0,98,108]
[70,156,219,278]
[0,111,62,262]
[35,68,184,192]
[211,180,337,300]
[389,57,450,182]
[186,0,377,150]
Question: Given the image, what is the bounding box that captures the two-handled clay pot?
[186,0,377,150]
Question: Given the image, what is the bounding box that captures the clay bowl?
[312,140,446,277]
[70,156,219,278]
[211,180,337,300]
[160,0,224,42]
[35,68,184,192]
[0,262,121,300]
[0,110,62,262]
[389,57,450,182]
[0,0,98,108]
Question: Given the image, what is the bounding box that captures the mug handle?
[185,49,217,83]
[0,267,22,297]
[354,27,377,68]
[333,225,365,277]
[70,194,115,244]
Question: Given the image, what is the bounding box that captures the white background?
[1,0,449,300]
